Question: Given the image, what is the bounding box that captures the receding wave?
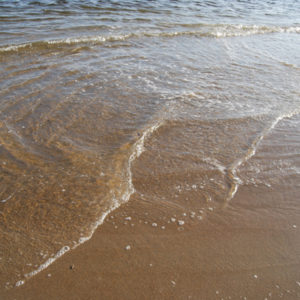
[13,121,163,287]
[224,109,300,208]
[1,24,299,53]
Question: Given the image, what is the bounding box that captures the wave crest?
[1,24,299,53]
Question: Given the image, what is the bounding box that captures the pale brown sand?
[2,180,300,300]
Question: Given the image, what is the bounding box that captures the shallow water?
[0,0,300,289]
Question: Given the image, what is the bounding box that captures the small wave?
[224,109,300,207]
[0,34,134,52]
[1,24,299,53]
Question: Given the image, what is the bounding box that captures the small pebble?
[152,223,157,227]
[125,217,132,221]
[178,220,185,226]
[69,264,74,270]
[171,218,176,222]
[47,273,51,277]
[253,274,258,279]
[125,245,131,250]
[292,225,297,228]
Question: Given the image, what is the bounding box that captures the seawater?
[0,0,300,289]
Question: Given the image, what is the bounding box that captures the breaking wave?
[1,24,299,53]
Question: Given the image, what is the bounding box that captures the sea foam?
[18,121,163,287]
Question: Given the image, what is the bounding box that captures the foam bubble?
[15,280,24,287]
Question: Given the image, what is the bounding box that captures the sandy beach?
[1,1,300,299]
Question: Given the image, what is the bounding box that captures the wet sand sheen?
[2,169,300,299]
[2,114,300,300]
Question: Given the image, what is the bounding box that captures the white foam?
[18,121,163,287]
[202,157,226,174]
[0,34,133,52]
[2,24,299,53]
[47,34,132,45]
[225,109,300,206]
[0,43,31,52]
[24,246,70,279]
[1,193,14,203]
[15,280,24,287]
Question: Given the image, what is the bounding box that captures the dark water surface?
[0,0,300,289]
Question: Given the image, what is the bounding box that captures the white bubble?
[15,280,24,287]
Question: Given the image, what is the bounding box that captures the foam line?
[224,109,300,207]
[16,121,163,287]
[1,24,299,52]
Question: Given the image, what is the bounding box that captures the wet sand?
[2,113,300,299]
[2,172,300,300]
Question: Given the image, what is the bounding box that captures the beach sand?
[2,174,300,300]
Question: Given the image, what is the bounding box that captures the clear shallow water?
[0,0,300,289]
